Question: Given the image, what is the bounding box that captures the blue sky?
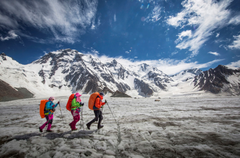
[0,0,240,75]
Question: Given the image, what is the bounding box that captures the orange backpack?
[39,100,48,118]
[66,94,75,111]
[88,92,100,110]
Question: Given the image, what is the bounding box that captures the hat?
[99,92,104,96]
[49,96,55,101]
[75,92,81,97]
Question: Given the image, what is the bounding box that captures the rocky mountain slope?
[193,65,240,95]
[29,49,173,96]
[0,79,33,101]
[0,49,240,101]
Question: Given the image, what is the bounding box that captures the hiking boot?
[86,123,91,130]
[46,130,53,132]
[39,127,43,133]
[69,123,72,130]
[98,125,104,129]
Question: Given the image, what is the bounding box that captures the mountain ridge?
[0,49,240,101]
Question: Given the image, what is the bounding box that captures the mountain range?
[0,49,240,101]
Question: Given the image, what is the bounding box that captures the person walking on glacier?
[39,97,59,132]
[69,92,84,131]
[86,92,107,130]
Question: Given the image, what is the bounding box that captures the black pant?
[87,110,103,127]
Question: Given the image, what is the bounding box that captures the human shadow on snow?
[12,129,97,141]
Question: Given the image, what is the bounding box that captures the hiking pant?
[40,114,53,130]
[87,110,103,128]
[69,110,80,130]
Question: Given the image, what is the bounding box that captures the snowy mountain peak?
[172,68,203,82]
[1,50,240,99]
[0,52,7,60]
[194,65,240,95]
[140,63,150,71]
[0,52,22,68]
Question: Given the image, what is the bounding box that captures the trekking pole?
[100,104,104,125]
[58,101,64,121]
[106,102,121,146]
[106,102,118,124]
[80,104,84,130]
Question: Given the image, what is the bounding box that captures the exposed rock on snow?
[110,90,131,97]
[0,79,33,101]
[193,65,240,94]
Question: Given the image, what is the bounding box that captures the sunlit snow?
[0,95,239,157]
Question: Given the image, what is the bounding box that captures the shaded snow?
[0,96,240,158]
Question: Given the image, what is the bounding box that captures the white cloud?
[145,5,162,22]
[216,33,220,37]
[167,12,186,27]
[208,51,220,56]
[0,14,18,28]
[139,58,224,75]
[0,0,98,43]
[226,60,240,68]
[177,30,192,41]
[167,0,233,57]
[228,15,240,25]
[228,34,240,49]
[0,30,18,41]
[96,54,223,75]
[171,51,178,56]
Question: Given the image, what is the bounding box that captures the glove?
[105,100,107,103]
[52,108,56,112]
[80,102,84,106]
[57,101,60,104]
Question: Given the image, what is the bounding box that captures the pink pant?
[69,110,80,130]
[40,114,53,130]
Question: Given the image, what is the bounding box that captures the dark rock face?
[134,78,153,96]
[147,71,170,90]
[141,63,149,71]
[101,74,115,83]
[0,79,34,102]
[102,87,113,94]
[111,90,131,97]
[106,59,131,80]
[194,65,240,94]
[38,69,45,84]
[183,68,202,76]
[28,49,174,96]
[1,53,7,60]
[84,79,99,93]
[116,83,131,92]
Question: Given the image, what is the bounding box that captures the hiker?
[86,92,107,130]
[39,97,59,132]
[69,92,84,131]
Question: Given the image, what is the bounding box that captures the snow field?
[0,96,240,158]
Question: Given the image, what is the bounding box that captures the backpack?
[66,94,75,111]
[40,100,48,118]
[88,92,100,110]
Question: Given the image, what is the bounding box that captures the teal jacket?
[44,101,58,115]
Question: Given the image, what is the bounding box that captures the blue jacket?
[44,101,58,115]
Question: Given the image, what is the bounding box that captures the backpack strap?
[93,96,100,110]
